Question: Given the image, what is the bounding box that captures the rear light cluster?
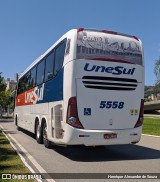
[133,36,139,41]
[77,28,139,41]
[77,28,84,32]
[86,57,133,64]
[102,30,117,35]
[134,99,144,128]
[66,97,84,129]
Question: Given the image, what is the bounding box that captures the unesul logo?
[25,84,44,104]
[84,63,136,75]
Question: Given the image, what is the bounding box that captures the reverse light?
[134,99,144,128]
[66,97,84,129]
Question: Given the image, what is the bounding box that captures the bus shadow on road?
[2,123,159,163]
[15,128,160,162]
[18,128,36,139]
[53,144,160,162]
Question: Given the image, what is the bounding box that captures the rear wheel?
[17,125,21,131]
[43,122,52,148]
[15,116,21,131]
[36,122,43,144]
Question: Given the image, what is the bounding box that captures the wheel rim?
[37,124,40,139]
[43,125,47,142]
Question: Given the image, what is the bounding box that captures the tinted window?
[77,31,142,65]
[30,67,37,88]
[45,51,54,81]
[18,72,30,94]
[65,39,71,55]
[54,40,66,75]
[36,59,45,85]
[25,72,30,90]
[17,78,24,94]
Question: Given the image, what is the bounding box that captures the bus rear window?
[77,30,143,65]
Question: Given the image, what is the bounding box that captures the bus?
[14,28,144,148]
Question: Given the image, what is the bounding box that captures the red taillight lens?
[134,99,144,128]
[133,36,139,41]
[86,57,133,64]
[77,28,84,32]
[66,97,84,129]
[102,30,117,35]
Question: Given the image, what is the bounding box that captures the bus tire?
[36,122,43,144]
[42,122,52,148]
[17,125,21,131]
[15,115,17,126]
[15,116,21,131]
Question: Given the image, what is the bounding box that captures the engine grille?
[82,76,138,91]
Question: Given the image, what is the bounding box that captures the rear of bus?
[64,28,144,146]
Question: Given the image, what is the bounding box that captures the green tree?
[0,72,6,92]
[0,89,12,108]
[0,73,12,116]
[154,58,160,81]
[153,58,160,96]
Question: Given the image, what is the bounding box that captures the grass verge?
[0,116,13,119]
[0,130,35,182]
[143,117,160,136]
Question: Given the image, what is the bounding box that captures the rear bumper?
[64,126,142,146]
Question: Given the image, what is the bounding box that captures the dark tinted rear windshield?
[77,30,142,65]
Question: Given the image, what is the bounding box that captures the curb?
[142,134,160,138]
[0,124,55,182]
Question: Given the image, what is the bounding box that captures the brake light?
[102,30,117,35]
[133,36,139,41]
[66,97,84,129]
[134,99,144,128]
[86,57,133,64]
[77,28,84,32]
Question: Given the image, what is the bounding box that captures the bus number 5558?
[100,101,124,109]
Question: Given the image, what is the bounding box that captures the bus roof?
[18,28,142,79]
[18,29,77,79]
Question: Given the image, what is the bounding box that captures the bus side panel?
[15,68,64,135]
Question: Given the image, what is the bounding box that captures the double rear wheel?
[36,121,52,148]
[42,122,52,148]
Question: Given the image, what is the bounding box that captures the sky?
[0,0,160,86]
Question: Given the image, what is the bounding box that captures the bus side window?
[65,39,71,55]
[25,72,31,91]
[20,78,26,93]
[30,66,37,88]
[18,73,30,94]
[45,51,54,81]
[17,79,23,94]
[54,40,66,75]
[36,59,45,85]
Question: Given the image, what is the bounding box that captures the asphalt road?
[0,119,160,182]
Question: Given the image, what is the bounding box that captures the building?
[5,76,17,91]
[148,93,160,101]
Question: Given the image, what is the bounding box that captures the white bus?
[15,28,144,148]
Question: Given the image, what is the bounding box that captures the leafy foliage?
[0,89,12,108]
[154,58,160,91]
[0,73,12,110]
[154,58,160,80]
[144,86,154,98]
[0,72,6,92]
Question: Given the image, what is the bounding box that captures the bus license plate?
[104,133,117,139]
